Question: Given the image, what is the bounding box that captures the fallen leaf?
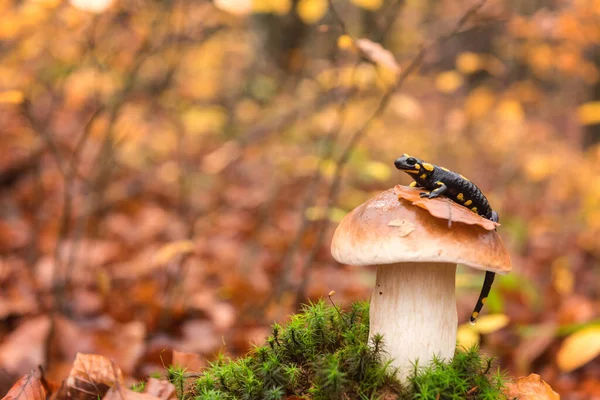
[355,39,400,74]
[54,317,146,376]
[103,386,159,400]
[557,326,600,372]
[172,350,206,373]
[504,374,560,400]
[0,316,51,375]
[143,378,176,400]
[457,324,480,349]
[471,314,510,334]
[394,185,499,231]
[2,371,46,400]
[58,353,123,400]
[153,240,195,266]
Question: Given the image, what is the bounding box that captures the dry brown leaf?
[171,350,208,372]
[556,326,600,372]
[103,386,159,400]
[0,316,51,375]
[60,353,123,400]
[54,318,146,376]
[153,240,195,266]
[143,378,176,400]
[2,371,46,400]
[394,185,499,231]
[355,39,400,74]
[504,374,560,400]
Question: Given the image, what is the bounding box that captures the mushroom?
[330,187,511,380]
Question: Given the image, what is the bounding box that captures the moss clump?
[171,300,506,399]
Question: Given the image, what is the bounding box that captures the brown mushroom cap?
[331,187,511,273]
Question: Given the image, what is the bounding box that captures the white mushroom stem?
[370,262,457,381]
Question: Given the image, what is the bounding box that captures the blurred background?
[0,0,599,397]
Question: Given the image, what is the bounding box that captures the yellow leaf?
[355,39,399,75]
[456,52,483,75]
[306,206,326,221]
[214,0,253,15]
[457,324,480,349]
[350,0,382,10]
[328,207,347,223]
[577,101,600,125]
[319,159,336,178]
[496,99,524,122]
[271,0,292,15]
[551,256,573,296]
[524,154,556,182]
[69,0,114,13]
[0,90,24,104]
[337,34,354,51]
[557,326,600,372]
[297,0,327,24]
[471,314,509,334]
[153,241,195,266]
[465,87,495,119]
[183,106,227,136]
[435,71,463,94]
[364,161,391,181]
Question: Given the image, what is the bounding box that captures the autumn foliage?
[0,0,599,397]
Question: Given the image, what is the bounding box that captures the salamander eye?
[406,157,417,166]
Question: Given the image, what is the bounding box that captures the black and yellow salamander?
[394,154,498,324]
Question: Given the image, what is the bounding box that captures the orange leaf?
[61,353,123,400]
[143,379,176,400]
[394,185,499,231]
[172,350,207,373]
[504,374,559,400]
[2,371,46,400]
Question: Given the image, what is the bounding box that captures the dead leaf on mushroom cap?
[504,374,560,400]
[394,185,499,231]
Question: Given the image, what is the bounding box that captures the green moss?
[173,300,506,399]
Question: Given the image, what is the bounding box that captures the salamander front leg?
[420,181,447,198]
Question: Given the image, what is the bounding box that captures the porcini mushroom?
[330,187,511,380]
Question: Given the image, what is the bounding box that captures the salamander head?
[394,154,433,176]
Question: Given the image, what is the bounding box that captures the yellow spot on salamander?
[460,174,469,181]
[409,182,417,187]
[481,297,487,304]
[420,174,427,179]
[414,164,421,169]
[422,162,434,171]
[471,311,479,319]
[441,167,449,171]
[436,181,443,186]
[471,207,478,213]
[457,193,464,201]
[406,170,420,174]
[464,200,472,206]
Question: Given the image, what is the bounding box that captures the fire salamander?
[394,154,498,324]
